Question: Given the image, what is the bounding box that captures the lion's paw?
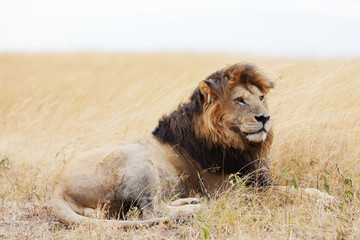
[303,188,338,208]
[170,197,200,206]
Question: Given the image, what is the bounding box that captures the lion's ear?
[199,79,221,103]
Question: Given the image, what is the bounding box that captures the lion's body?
[53,134,229,225]
[52,137,185,224]
[52,63,334,227]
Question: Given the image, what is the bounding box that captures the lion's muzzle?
[236,114,271,143]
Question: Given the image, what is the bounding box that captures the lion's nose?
[255,115,270,124]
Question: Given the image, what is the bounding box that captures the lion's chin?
[245,131,267,142]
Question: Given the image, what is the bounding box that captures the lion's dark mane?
[152,87,271,186]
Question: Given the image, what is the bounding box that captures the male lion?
[52,63,334,227]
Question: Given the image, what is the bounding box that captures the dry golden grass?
[0,53,359,239]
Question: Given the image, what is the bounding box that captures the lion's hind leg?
[51,193,88,225]
[83,207,98,218]
[52,193,171,227]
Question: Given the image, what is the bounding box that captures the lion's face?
[223,84,271,143]
[197,63,273,148]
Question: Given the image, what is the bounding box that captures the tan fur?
[51,63,336,227]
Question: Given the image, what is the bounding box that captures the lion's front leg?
[170,197,200,206]
[139,196,201,219]
[273,186,337,207]
[162,197,201,218]
[166,202,202,218]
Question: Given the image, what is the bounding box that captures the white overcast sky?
[0,0,360,57]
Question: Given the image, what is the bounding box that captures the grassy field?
[0,53,359,239]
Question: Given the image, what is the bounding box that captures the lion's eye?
[259,96,264,101]
[235,97,246,105]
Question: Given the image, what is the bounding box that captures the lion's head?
[195,63,274,149]
[153,63,274,181]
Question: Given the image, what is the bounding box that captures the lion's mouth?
[231,122,267,136]
[244,128,267,142]
[232,121,269,142]
[244,128,267,136]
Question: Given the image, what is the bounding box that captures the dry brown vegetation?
[0,53,359,239]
